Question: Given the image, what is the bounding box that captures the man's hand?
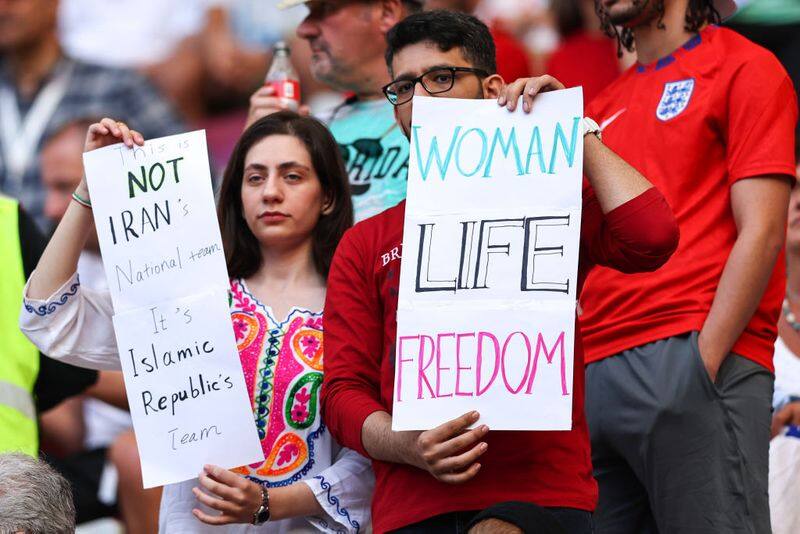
[698,176,791,384]
[403,411,489,484]
[498,75,565,113]
[697,330,724,383]
[245,86,310,129]
[771,402,800,438]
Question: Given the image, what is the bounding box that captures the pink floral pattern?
[228,279,325,484]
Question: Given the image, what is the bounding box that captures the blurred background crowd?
[1,0,799,533]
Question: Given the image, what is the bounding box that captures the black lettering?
[121,210,139,241]
[166,157,184,183]
[153,200,171,227]
[415,223,456,293]
[128,167,148,198]
[108,216,117,245]
[128,349,139,377]
[148,162,165,190]
[521,216,570,293]
[200,425,221,440]
[142,390,155,415]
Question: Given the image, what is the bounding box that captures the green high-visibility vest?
[0,196,39,456]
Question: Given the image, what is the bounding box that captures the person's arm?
[85,371,129,410]
[302,447,373,533]
[27,118,144,300]
[698,56,798,381]
[322,229,488,484]
[193,448,375,531]
[581,181,679,273]
[500,75,653,212]
[699,177,791,380]
[361,410,488,484]
[320,228,389,455]
[192,465,324,525]
[21,119,144,371]
[501,75,679,272]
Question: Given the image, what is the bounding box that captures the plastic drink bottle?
[265,41,301,111]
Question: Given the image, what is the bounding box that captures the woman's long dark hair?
[217,111,354,280]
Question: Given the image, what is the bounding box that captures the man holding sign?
[322,10,679,534]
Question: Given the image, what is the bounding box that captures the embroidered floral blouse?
[21,273,373,534]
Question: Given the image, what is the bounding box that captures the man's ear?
[377,0,405,34]
[482,74,505,100]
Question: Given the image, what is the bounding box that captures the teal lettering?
[413,125,462,181]
[547,117,581,174]
[525,126,546,174]
[455,128,487,177]
[483,127,524,178]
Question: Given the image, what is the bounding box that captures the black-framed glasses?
[382,66,490,106]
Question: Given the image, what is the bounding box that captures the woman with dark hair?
[21,114,372,533]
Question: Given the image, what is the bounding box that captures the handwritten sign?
[84,132,263,487]
[392,90,584,431]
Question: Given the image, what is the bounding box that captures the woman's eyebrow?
[244,163,268,172]
[277,161,311,172]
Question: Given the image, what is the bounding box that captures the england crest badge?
[656,79,694,121]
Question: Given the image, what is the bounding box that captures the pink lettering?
[455,333,476,396]
[417,335,436,399]
[476,332,500,396]
[435,333,456,398]
[501,332,532,394]
[396,336,419,402]
[526,331,569,395]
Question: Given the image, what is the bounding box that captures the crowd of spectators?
[1,0,799,533]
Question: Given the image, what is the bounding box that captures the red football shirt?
[581,26,798,371]
[323,184,678,533]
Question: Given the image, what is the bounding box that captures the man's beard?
[309,39,351,90]
[603,0,656,26]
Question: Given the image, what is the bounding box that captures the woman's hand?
[192,464,264,525]
[497,75,566,113]
[79,118,145,198]
[84,117,144,153]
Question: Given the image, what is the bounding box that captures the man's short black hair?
[385,10,497,76]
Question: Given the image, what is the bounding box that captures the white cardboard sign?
[84,131,263,487]
[392,90,584,431]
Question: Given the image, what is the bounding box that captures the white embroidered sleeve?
[303,447,374,533]
[20,272,121,370]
